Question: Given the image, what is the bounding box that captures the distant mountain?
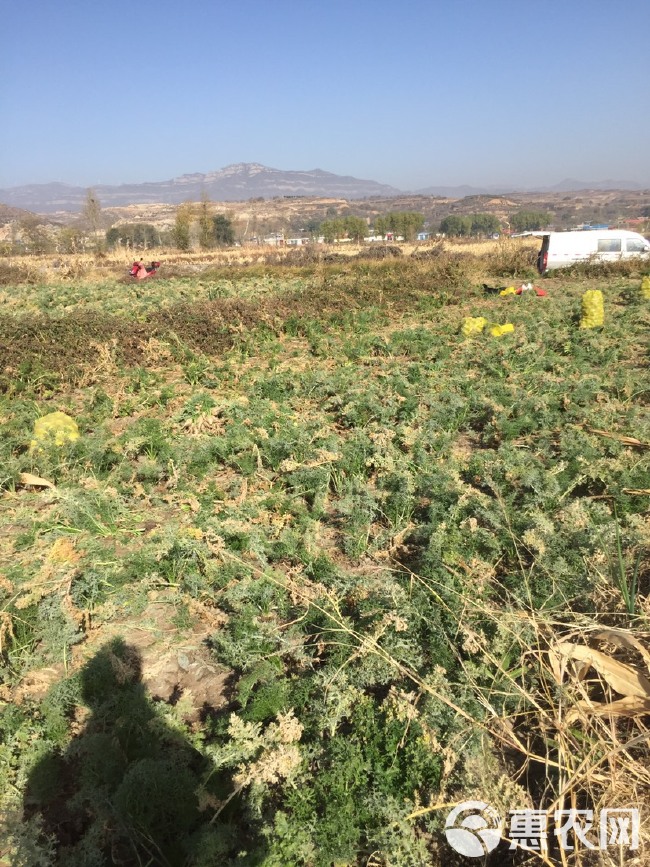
[416,184,501,197]
[0,203,37,225]
[2,165,645,214]
[417,179,646,196]
[0,164,402,213]
[546,178,644,192]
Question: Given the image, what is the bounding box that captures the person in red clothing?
[129,260,160,279]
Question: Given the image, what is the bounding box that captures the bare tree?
[82,188,103,249]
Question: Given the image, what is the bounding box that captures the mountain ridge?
[416,178,645,197]
[0,164,401,213]
[0,163,646,214]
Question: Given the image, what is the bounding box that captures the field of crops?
[1,244,649,866]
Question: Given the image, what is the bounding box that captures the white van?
[535,230,650,273]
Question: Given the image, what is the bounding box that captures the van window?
[597,239,621,253]
[626,238,648,252]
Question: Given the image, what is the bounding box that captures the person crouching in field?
[129,261,160,279]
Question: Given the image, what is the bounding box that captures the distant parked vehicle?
[534,230,650,273]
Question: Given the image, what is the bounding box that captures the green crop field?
[1,248,649,866]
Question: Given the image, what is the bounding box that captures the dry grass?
[0,237,542,285]
[377,555,650,863]
[0,246,280,285]
[516,619,650,864]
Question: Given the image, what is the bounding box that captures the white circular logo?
[445,800,503,857]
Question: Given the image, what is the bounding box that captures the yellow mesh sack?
[30,412,80,450]
[461,316,488,336]
[641,276,650,300]
[580,289,604,329]
[499,286,517,297]
[490,323,515,337]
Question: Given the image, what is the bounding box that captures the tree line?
[439,210,551,237]
[315,212,427,242]
[6,185,555,254]
[107,206,551,248]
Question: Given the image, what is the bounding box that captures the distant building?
[364,233,405,243]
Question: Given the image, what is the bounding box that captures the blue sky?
[2,0,649,191]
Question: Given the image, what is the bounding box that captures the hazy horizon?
[1,163,647,197]
[2,0,649,191]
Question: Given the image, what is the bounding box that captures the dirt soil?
[12,597,231,721]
